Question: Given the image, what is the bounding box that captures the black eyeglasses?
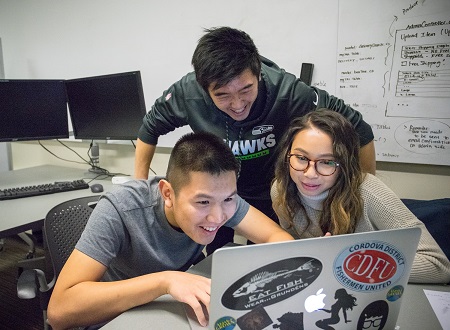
[287,154,340,176]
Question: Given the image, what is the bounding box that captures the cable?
[38,141,87,165]
[40,140,112,176]
[56,140,91,164]
[40,139,152,178]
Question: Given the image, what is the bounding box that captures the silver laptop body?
[189,227,421,330]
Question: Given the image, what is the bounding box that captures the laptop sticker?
[334,241,406,292]
[221,257,322,310]
[304,288,327,312]
[356,300,389,330]
[315,288,358,329]
[273,311,304,330]
[214,316,237,330]
[386,285,404,302]
[236,305,272,330]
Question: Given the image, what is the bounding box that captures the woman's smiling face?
[289,126,339,197]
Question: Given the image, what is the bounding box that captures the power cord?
[38,139,158,177]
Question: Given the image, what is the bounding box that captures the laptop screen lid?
[187,227,420,330]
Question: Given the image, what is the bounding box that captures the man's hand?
[164,271,211,326]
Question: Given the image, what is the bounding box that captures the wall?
[0,0,340,146]
[1,0,449,199]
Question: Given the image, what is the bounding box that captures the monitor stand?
[85,140,108,176]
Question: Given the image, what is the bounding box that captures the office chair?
[402,198,450,261]
[17,195,101,330]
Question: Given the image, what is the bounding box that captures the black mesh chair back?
[17,195,101,330]
[45,195,100,276]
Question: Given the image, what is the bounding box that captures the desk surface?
[0,165,115,238]
[102,255,450,330]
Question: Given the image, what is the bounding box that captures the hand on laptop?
[324,232,332,237]
[165,271,211,327]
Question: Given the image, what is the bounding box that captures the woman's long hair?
[272,109,364,235]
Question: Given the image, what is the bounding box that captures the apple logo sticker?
[304,288,326,313]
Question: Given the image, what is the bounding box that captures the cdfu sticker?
[334,240,406,292]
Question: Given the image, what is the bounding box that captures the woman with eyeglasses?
[271,109,450,284]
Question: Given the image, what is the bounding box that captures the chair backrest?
[402,198,450,260]
[44,195,100,276]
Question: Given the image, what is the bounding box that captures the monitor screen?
[66,71,147,140]
[0,79,69,142]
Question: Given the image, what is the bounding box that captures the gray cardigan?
[271,173,450,284]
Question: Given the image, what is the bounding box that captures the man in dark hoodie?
[134,26,376,254]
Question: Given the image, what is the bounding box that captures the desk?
[0,165,115,238]
[102,255,450,330]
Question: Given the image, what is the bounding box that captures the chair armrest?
[17,269,52,299]
[17,269,38,299]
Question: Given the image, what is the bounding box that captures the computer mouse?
[90,183,104,193]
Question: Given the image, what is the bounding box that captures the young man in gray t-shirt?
[47,132,293,329]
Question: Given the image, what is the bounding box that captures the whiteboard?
[337,0,450,166]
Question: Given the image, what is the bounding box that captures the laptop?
[186,227,421,330]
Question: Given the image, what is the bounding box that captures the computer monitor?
[65,71,147,141]
[0,79,69,142]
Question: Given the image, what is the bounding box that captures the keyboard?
[0,179,89,201]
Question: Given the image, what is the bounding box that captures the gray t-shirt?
[76,177,249,281]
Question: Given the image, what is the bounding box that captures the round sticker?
[334,240,406,292]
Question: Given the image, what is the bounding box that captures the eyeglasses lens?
[288,155,337,176]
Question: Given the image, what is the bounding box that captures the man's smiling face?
[160,171,238,245]
[208,68,259,121]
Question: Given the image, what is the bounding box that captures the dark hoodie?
[138,57,373,201]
